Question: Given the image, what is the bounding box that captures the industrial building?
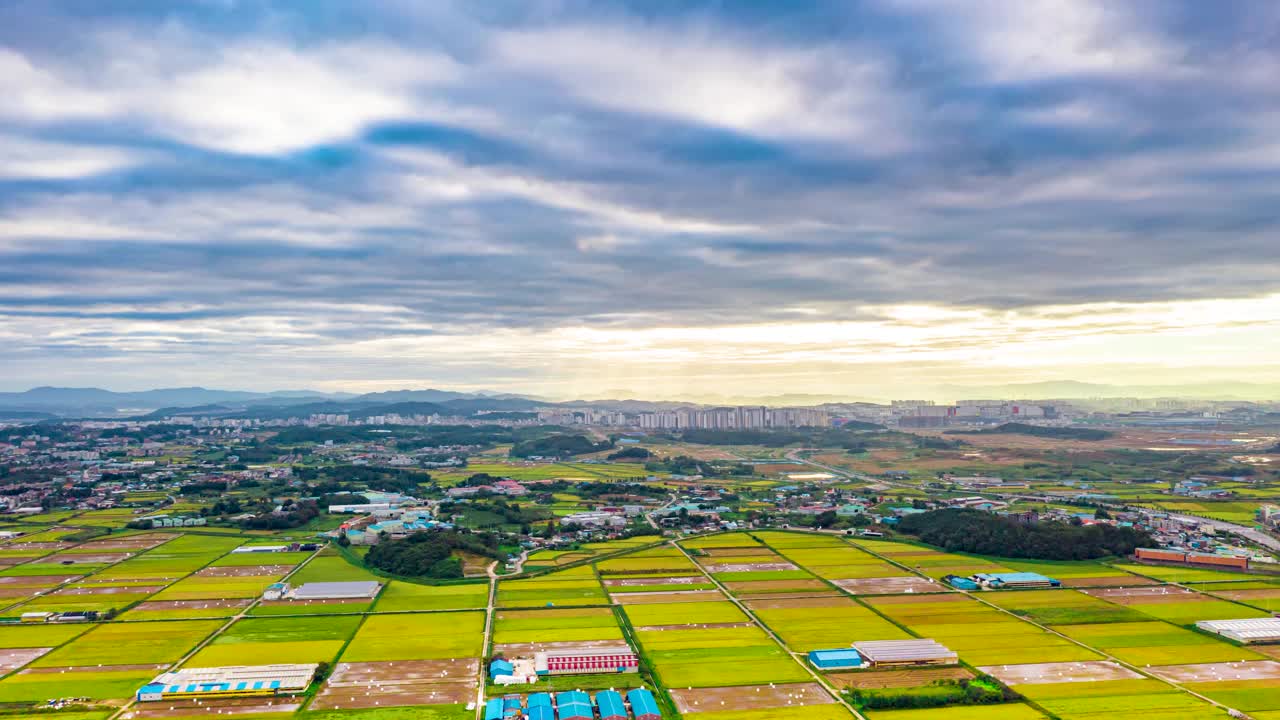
[1196,618,1280,644]
[628,688,661,720]
[852,639,958,667]
[556,690,594,720]
[808,648,864,670]
[292,581,381,600]
[484,698,504,720]
[970,572,1060,590]
[597,689,628,720]
[136,664,319,702]
[1136,548,1249,571]
[943,575,979,590]
[535,646,638,675]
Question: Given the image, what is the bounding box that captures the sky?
[2,0,1279,400]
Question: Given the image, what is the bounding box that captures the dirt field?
[611,590,724,604]
[311,659,479,710]
[0,647,50,673]
[745,596,851,610]
[196,564,294,578]
[1079,586,1196,605]
[980,661,1141,685]
[495,639,625,655]
[724,579,830,592]
[827,667,972,690]
[86,535,173,551]
[704,548,780,557]
[864,593,961,605]
[45,551,133,564]
[0,574,80,586]
[1060,575,1158,588]
[121,697,303,718]
[703,562,797,573]
[1214,588,1280,601]
[4,542,75,551]
[670,682,835,713]
[57,584,164,596]
[1150,661,1280,683]
[834,577,945,595]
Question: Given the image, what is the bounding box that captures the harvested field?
[736,592,845,602]
[611,590,724,604]
[56,584,164,595]
[195,564,293,578]
[0,574,79,585]
[745,596,859,610]
[636,622,753,632]
[862,593,961,605]
[311,658,479,710]
[980,661,1142,685]
[494,639,625,655]
[1059,575,1157,588]
[1149,660,1280,683]
[827,667,972,690]
[705,548,784,557]
[130,598,253,612]
[603,576,706,587]
[704,562,797,573]
[669,682,835,713]
[44,552,132,564]
[0,647,49,673]
[0,587,36,597]
[3,542,73,551]
[1215,588,1280,601]
[84,536,172,551]
[121,696,303,718]
[833,577,945,595]
[1079,586,1196,605]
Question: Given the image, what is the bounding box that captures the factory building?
[852,639,958,667]
[535,646,638,675]
[597,689,628,720]
[1135,548,1250,571]
[627,688,661,720]
[556,690,594,720]
[808,648,864,670]
[136,664,319,702]
[970,572,1060,590]
[1197,618,1280,644]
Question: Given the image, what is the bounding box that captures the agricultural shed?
[944,575,979,590]
[528,692,553,708]
[628,688,660,720]
[971,572,1059,589]
[136,664,318,702]
[852,639,958,667]
[556,690,594,720]
[490,659,515,678]
[485,699,505,720]
[1197,618,1280,644]
[597,690,627,720]
[504,696,522,719]
[536,645,638,675]
[808,648,863,670]
[529,705,555,720]
[293,581,381,600]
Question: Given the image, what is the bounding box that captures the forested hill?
[896,509,1151,560]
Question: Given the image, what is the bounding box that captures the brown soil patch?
[122,697,303,718]
[495,639,625,655]
[1079,586,1196,605]
[4,542,74,551]
[828,667,973,690]
[45,551,133,564]
[0,574,80,586]
[704,562,797,573]
[745,596,853,610]
[834,577,945,595]
[1060,576,1158,588]
[724,579,829,592]
[0,587,37,598]
[737,591,846,602]
[705,547,782,557]
[612,590,724,604]
[1150,661,1280,683]
[1215,588,1280,601]
[311,659,479,710]
[0,647,50,673]
[195,564,293,578]
[670,683,834,713]
[130,598,253,612]
[865,593,963,606]
[56,584,164,596]
[980,661,1142,685]
[83,536,172,551]
[603,576,706,587]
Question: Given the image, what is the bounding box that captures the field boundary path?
[476,560,499,720]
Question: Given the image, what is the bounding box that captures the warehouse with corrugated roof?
[556,690,594,720]
[852,639,958,667]
[627,687,660,720]
[1197,618,1280,644]
[807,648,863,670]
[136,664,318,702]
[596,689,627,720]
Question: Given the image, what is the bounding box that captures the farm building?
[597,690,628,720]
[489,659,515,678]
[628,688,661,720]
[1135,548,1188,563]
[503,696,522,719]
[970,572,1059,589]
[852,639,958,667]
[1135,548,1250,570]
[529,704,555,720]
[808,648,863,670]
[528,693,553,710]
[263,582,289,601]
[943,575,979,590]
[136,664,318,702]
[535,645,638,675]
[485,698,504,720]
[1196,618,1280,644]
[292,581,381,600]
[556,690,594,720]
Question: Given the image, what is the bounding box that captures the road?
[476,561,499,720]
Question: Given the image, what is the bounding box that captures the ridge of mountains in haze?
[0,380,1275,421]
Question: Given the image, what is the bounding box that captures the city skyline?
[3,2,1280,397]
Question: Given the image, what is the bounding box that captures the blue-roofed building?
[807,648,863,670]
[556,690,594,720]
[135,664,318,702]
[945,575,979,591]
[529,704,555,720]
[627,688,660,720]
[971,572,1059,589]
[596,690,627,720]
[528,692,553,708]
[485,698,505,720]
[489,659,515,678]
[503,696,522,719]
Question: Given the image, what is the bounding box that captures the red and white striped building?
[534,646,639,676]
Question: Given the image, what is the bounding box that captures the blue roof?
[977,572,1055,583]
[557,690,593,720]
[485,699,505,720]
[596,690,626,719]
[627,688,660,718]
[808,649,863,668]
[527,692,553,708]
[530,705,555,720]
[489,659,514,677]
[138,683,164,695]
